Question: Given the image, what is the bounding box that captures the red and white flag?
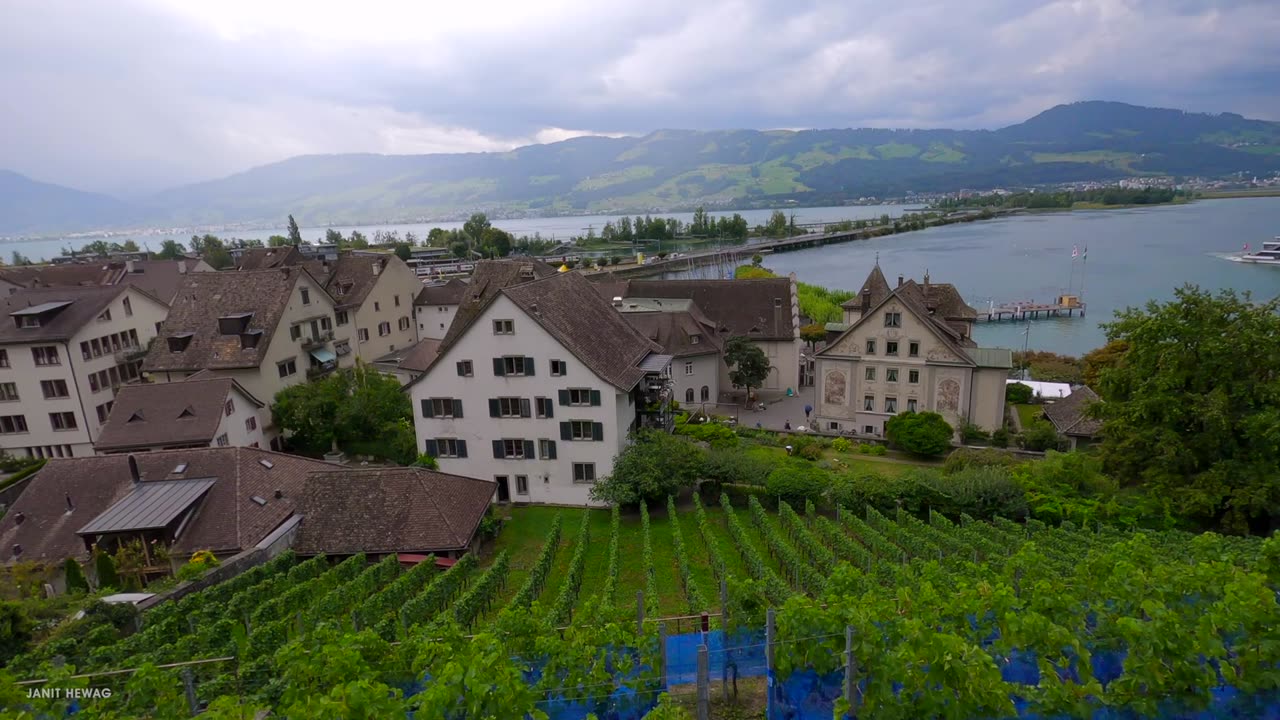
[1243,243,1250,252]
[1071,245,1079,259]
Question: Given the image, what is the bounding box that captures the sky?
[2,0,1278,196]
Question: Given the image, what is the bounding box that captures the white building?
[614,297,725,407]
[0,285,171,458]
[414,278,467,341]
[408,266,671,506]
[93,372,270,454]
[304,254,422,361]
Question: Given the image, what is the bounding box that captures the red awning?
[396,553,455,568]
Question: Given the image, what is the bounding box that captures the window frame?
[569,420,594,440]
[864,339,876,355]
[502,356,530,376]
[885,397,898,414]
[884,311,901,328]
[550,359,566,376]
[885,341,899,356]
[908,369,920,384]
[908,341,920,358]
[907,399,918,412]
[567,388,592,406]
[886,368,899,383]
[863,395,875,412]
[457,360,474,377]
[0,383,18,402]
[515,475,529,495]
[501,439,527,459]
[277,358,297,378]
[49,411,78,431]
[40,379,69,400]
[572,462,596,484]
[493,319,515,335]
[864,366,876,381]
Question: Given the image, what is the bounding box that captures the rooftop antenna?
[874,251,880,266]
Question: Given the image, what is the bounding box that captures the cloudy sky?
[2,0,1278,195]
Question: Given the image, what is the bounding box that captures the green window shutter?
[457,440,468,458]
[424,439,438,457]
[493,358,505,376]
[558,389,570,406]
[547,440,557,460]
[421,399,434,418]
[523,440,535,459]
[489,399,500,418]
[492,440,504,458]
[452,399,463,418]
[560,422,571,441]
[543,399,553,418]
[590,389,601,406]
[592,422,603,441]
[520,399,531,418]
[456,361,466,376]
[524,357,535,376]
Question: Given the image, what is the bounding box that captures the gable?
[817,295,973,365]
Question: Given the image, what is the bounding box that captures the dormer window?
[217,312,254,335]
[16,316,39,328]
[690,334,701,345]
[167,333,194,352]
[97,309,112,322]
[884,312,901,328]
[240,330,263,349]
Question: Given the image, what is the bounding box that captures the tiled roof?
[1042,386,1104,437]
[303,254,396,310]
[842,268,977,322]
[234,246,304,271]
[818,283,978,366]
[590,277,797,341]
[292,467,495,555]
[841,265,893,309]
[437,259,557,350]
[620,306,722,359]
[0,285,130,344]
[0,447,338,563]
[503,272,663,390]
[373,337,441,373]
[143,267,324,371]
[0,260,201,305]
[415,278,468,306]
[94,377,263,452]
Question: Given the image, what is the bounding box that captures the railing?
[113,346,147,364]
[306,362,336,380]
[301,331,334,349]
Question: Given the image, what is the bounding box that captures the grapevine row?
[812,514,874,570]
[640,500,660,618]
[357,553,439,630]
[452,551,510,628]
[693,493,729,582]
[547,511,592,625]
[392,552,479,637]
[508,512,563,609]
[776,500,836,570]
[668,495,708,612]
[748,496,825,594]
[719,494,792,604]
[599,505,621,609]
[307,554,400,626]
[840,509,904,562]
[865,506,941,560]
[250,553,366,627]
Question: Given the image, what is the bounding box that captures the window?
[863,395,874,411]
[497,397,525,418]
[300,288,311,305]
[456,360,473,377]
[336,310,349,326]
[538,439,557,459]
[907,399,918,412]
[515,475,529,495]
[863,425,875,435]
[685,361,694,376]
[884,312,901,328]
[320,316,332,332]
[0,383,17,402]
[215,433,229,446]
[884,397,898,414]
[16,315,40,328]
[399,316,410,331]
[246,416,257,432]
[700,386,710,402]
[864,339,876,355]
[0,350,7,368]
[493,319,515,335]
[865,367,876,381]
[685,388,694,402]
[374,301,381,312]
[501,439,528,458]
[225,398,235,416]
[378,321,391,336]
[290,324,302,341]
[123,296,132,317]
[394,294,401,307]
[32,346,59,366]
[828,421,840,431]
[886,368,899,383]
[334,340,351,357]
[500,356,531,376]
[567,388,593,406]
[908,369,919,384]
[0,415,28,434]
[535,397,554,418]
[277,358,297,378]
[40,380,69,399]
[96,401,113,423]
[436,438,462,458]
[568,420,595,440]
[91,338,102,357]
[573,463,596,484]
[50,412,77,431]
[550,359,567,376]
[97,309,112,322]
[690,334,701,345]
[886,341,899,356]
[909,341,920,358]
[358,328,369,342]
[424,398,461,418]
[80,341,91,360]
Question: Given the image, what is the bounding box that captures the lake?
[739,197,1280,356]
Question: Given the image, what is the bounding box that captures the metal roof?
[638,353,673,372]
[969,347,1014,369]
[77,478,216,535]
[614,297,695,313]
[309,348,337,363]
[10,300,73,316]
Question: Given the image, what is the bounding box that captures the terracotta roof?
[620,306,722,358]
[302,253,398,310]
[503,272,663,390]
[94,377,263,452]
[0,285,130,344]
[373,337,441,373]
[1042,386,1104,437]
[143,266,327,372]
[437,259,557,350]
[0,447,338,564]
[415,278,468,306]
[590,277,797,341]
[234,246,304,271]
[292,467,495,555]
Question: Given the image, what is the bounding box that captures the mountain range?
[5,101,1280,236]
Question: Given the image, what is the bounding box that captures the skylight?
[172,463,188,474]
[251,496,267,506]
[259,459,274,469]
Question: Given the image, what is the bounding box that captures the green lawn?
[1015,404,1043,429]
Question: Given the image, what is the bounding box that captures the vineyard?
[6,495,1280,719]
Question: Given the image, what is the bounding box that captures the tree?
[287,215,303,245]
[154,240,186,260]
[94,547,120,590]
[589,430,705,506]
[463,213,491,249]
[763,210,789,237]
[325,228,343,246]
[393,243,412,261]
[267,235,292,247]
[885,411,953,456]
[1005,382,1034,404]
[349,230,368,248]
[799,323,827,350]
[63,557,90,594]
[1020,421,1063,452]
[1081,339,1129,392]
[120,240,140,253]
[0,601,33,666]
[1094,286,1280,532]
[724,336,771,400]
[272,365,413,460]
[765,462,827,505]
[751,253,763,267]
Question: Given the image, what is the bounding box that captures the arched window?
[701,386,710,402]
[685,388,694,402]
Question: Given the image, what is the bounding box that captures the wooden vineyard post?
[181,667,198,717]
[697,643,710,720]
[720,577,730,702]
[658,621,668,686]
[843,625,858,718]
[637,590,645,634]
[765,608,776,670]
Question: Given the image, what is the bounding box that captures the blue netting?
[665,629,768,685]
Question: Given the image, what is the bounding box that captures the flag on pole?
[1243,243,1250,252]
[1082,245,1087,260]
[1071,245,1079,259]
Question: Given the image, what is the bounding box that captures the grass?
[1015,403,1042,428]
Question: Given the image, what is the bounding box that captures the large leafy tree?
[287,214,303,245]
[885,411,954,456]
[799,322,827,350]
[1095,286,1280,533]
[154,239,186,260]
[272,365,413,462]
[724,336,771,400]
[590,430,705,506]
[1081,339,1129,392]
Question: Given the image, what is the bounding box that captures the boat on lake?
[1230,238,1280,265]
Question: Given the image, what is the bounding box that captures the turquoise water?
[750,198,1280,356]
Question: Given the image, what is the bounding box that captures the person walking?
[804,403,812,420]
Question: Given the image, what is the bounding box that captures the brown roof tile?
[0,285,130,344]
[1042,386,1104,437]
[620,307,722,358]
[94,377,263,452]
[373,337,441,373]
[234,246,304,271]
[0,448,338,563]
[0,260,201,305]
[415,278,468,306]
[437,259,557,350]
[302,254,401,310]
[292,467,495,555]
[591,277,797,341]
[841,265,893,309]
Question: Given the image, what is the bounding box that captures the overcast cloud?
[2,0,1278,195]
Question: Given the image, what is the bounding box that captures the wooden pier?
[978,298,1086,322]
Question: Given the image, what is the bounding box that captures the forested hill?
[7,101,1280,235]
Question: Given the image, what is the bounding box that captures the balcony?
[306,361,337,380]
[301,331,334,350]
[113,345,148,364]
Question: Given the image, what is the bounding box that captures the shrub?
[0,601,33,665]
[1006,382,1034,404]
[82,598,140,631]
[830,437,853,453]
[885,411,954,457]
[411,453,440,470]
[591,430,706,505]
[1021,421,1064,452]
[960,423,991,444]
[93,548,120,591]
[991,427,1010,448]
[930,466,1029,519]
[674,421,738,449]
[867,444,887,456]
[63,558,90,594]
[943,447,1023,475]
[701,447,776,486]
[175,550,221,583]
[797,444,823,461]
[765,462,828,505]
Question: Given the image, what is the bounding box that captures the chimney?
[897,275,904,288]
[127,454,140,484]
[923,270,931,295]
[860,288,871,314]
[125,259,136,274]
[65,494,74,513]
[372,261,381,276]
[612,296,623,307]
[177,260,187,275]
